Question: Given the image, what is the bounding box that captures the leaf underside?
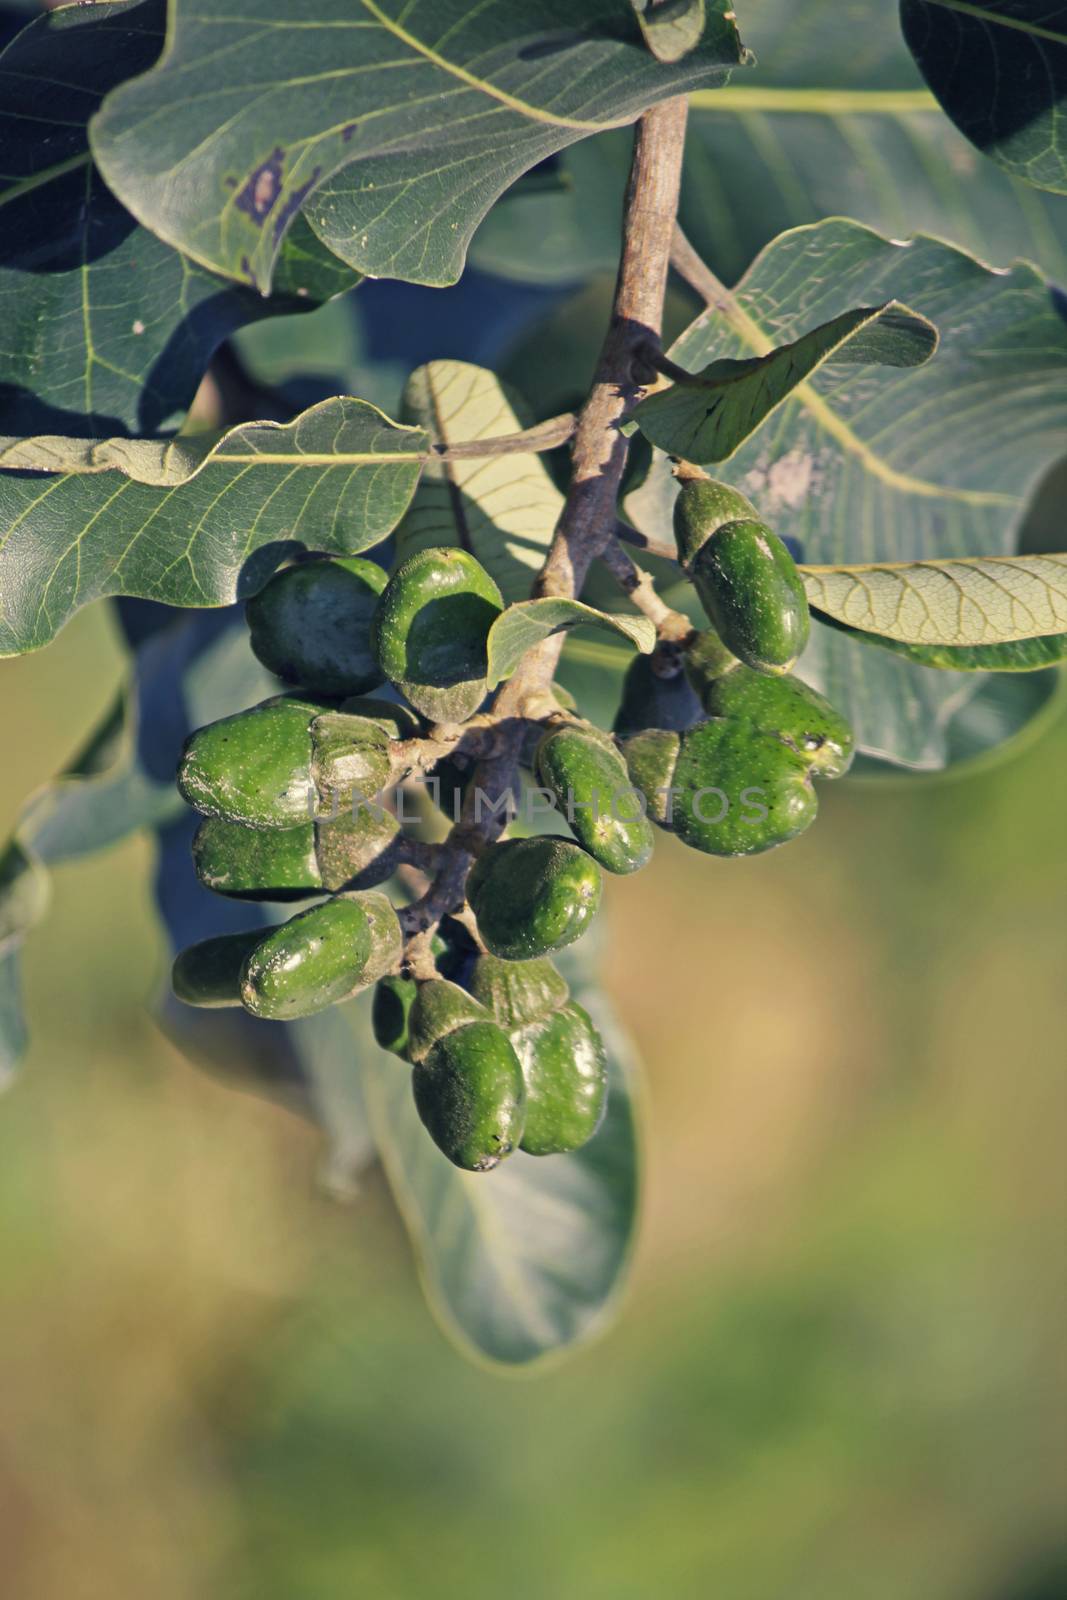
[486,600,656,689]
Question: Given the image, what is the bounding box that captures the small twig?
[600,537,693,643]
[670,221,735,311]
[614,521,680,565]
[431,411,576,461]
[638,345,695,386]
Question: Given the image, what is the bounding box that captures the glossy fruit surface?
[240,892,400,1020]
[669,718,817,856]
[246,557,386,696]
[613,653,703,740]
[535,723,654,874]
[621,728,681,826]
[467,953,569,1029]
[514,1001,607,1156]
[467,837,602,960]
[673,477,758,565]
[690,519,810,674]
[177,695,327,828]
[193,817,321,900]
[309,710,393,813]
[412,1020,526,1171]
[700,664,854,777]
[371,547,503,722]
[171,930,265,1008]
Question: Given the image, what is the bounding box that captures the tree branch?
[399,97,691,939]
[600,537,693,643]
[431,411,576,460]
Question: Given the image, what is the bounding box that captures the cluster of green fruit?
[170,472,854,1172]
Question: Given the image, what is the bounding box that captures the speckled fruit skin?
[405,978,488,1064]
[673,478,758,566]
[612,652,703,740]
[177,695,329,829]
[535,723,654,875]
[467,837,603,961]
[467,953,569,1029]
[240,891,400,1020]
[171,930,265,1008]
[514,1001,608,1156]
[698,664,854,777]
[309,711,393,813]
[669,718,818,856]
[370,546,503,722]
[412,1020,526,1171]
[621,728,682,825]
[690,519,810,675]
[245,557,387,697]
[193,807,401,901]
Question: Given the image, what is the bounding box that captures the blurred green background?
[1,600,1064,1600]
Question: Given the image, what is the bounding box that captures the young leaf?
[802,553,1067,646]
[634,0,708,63]
[396,361,564,603]
[89,0,747,292]
[358,980,641,1368]
[0,0,358,439]
[901,0,1067,194]
[625,219,1067,770]
[633,301,938,463]
[486,601,656,689]
[0,399,427,655]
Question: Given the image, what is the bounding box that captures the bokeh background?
[2,0,1067,1592]
[1,592,1064,1600]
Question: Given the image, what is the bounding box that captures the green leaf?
[680,0,1067,287]
[0,399,427,655]
[358,982,641,1368]
[396,361,564,603]
[625,219,1067,769]
[900,0,1067,194]
[802,553,1067,646]
[0,0,358,439]
[819,614,1067,670]
[486,601,656,690]
[633,301,938,463]
[634,0,708,63]
[89,0,747,293]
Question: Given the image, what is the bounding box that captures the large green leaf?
[396,361,563,603]
[900,1,1067,194]
[633,301,937,463]
[89,0,746,293]
[626,219,1067,769]
[486,600,655,689]
[0,0,357,439]
[803,553,1067,645]
[0,399,427,655]
[823,616,1067,671]
[683,0,1067,284]
[358,967,641,1368]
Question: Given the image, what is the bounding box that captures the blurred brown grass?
[0,607,1064,1600]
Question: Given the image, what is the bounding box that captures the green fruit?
[171,930,265,1009]
[613,652,703,740]
[240,891,401,1020]
[308,709,394,813]
[177,695,330,829]
[514,1001,607,1156]
[673,478,758,566]
[690,519,810,675]
[246,557,386,697]
[467,837,602,960]
[535,723,654,875]
[371,547,503,722]
[699,664,854,777]
[193,806,401,901]
[372,974,418,1057]
[405,978,488,1064]
[467,953,569,1029]
[413,1020,526,1171]
[661,718,818,856]
[620,727,682,825]
[681,628,738,694]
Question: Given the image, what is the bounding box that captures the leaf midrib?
[919,0,1067,46]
